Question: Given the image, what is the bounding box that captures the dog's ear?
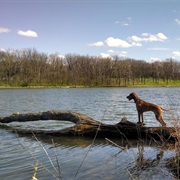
[131,92,137,96]
[128,92,133,97]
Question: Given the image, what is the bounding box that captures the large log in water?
[0,110,177,141]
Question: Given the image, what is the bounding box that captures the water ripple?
[0,87,179,179]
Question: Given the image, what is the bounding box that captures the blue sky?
[0,0,180,62]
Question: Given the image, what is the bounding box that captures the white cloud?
[173,51,180,57]
[132,42,142,47]
[175,19,180,25]
[121,22,129,26]
[0,48,6,52]
[150,57,162,62]
[157,33,167,40]
[115,17,132,26]
[115,17,132,27]
[121,51,128,55]
[99,53,112,59]
[89,32,167,50]
[107,50,128,57]
[17,30,38,37]
[105,37,132,48]
[130,35,142,42]
[89,41,104,46]
[58,55,65,59]
[108,49,114,53]
[130,33,168,42]
[0,27,11,33]
[119,51,128,57]
[89,37,142,48]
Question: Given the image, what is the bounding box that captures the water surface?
[0,87,179,179]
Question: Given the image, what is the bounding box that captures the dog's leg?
[141,113,145,126]
[156,115,166,127]
[137,112,141,124]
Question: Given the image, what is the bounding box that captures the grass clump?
[166,120,180,178]
[32,161,38,180]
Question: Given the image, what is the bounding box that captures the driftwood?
[0,110,177,141]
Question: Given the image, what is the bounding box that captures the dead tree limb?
[0,110,177,141]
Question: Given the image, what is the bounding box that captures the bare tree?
[0,49,179,87]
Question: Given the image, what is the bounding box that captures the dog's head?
[126,92,137,101]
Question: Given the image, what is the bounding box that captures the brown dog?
[127,92,167,127]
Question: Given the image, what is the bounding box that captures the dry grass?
[165,119,180,178]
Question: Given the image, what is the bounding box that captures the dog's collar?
[134,98,140,103]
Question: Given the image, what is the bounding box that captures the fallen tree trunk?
[0,110,177,141]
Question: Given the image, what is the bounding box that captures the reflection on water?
[0,87,179,179]
[0,130,176,180]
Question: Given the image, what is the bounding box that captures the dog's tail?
[161,107,170,111]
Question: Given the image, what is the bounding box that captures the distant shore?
[0,84,179,89]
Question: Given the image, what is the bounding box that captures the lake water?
[0,87,179,180]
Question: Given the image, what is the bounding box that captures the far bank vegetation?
[0,49,180,87]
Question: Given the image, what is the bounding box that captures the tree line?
[0,49,179,87]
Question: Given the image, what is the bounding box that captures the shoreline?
[0,84,179,89]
